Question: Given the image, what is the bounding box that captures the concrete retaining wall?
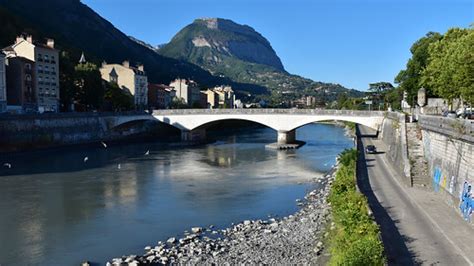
[419,115,473,223]
[0,112,176,153]
[380,112,411,184]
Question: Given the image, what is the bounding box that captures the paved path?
[357,125,474,266]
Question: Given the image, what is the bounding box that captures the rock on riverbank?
[106,171,336,265]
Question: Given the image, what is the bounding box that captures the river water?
[0,123,353,265]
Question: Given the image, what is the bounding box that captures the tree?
[170,97,188,109]
[421,27,473,108]
[368,82,394,109]
[59,51,76,111]
[395,32,442,105]
[104,82,134,111]
[383,87,403,110]
[74,62,104,110]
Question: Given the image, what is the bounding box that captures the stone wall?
[0,112,178,153]
[380,112,411,184]
[419,115,473,223]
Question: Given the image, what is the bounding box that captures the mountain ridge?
[0,2,363,102]
[157,18,364,101]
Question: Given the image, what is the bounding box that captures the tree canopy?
[395,32,442,106]
[421,27,474,106]
[395,26,473,108]
[74,62,104,110]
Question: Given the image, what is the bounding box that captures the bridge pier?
[181,129,207,142]
[277,130,296,144]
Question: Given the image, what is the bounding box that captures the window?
[25,63,32,70]
[37,54,43,61]
[25,74,31,81]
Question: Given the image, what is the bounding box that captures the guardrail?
[153,109,386,116]
[418,115,474,143]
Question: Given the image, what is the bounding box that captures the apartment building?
[169,78,201,107]
[148,83,176,109]
[5,57,37,112]
[213,85,235,108]
[100,61,148,109]
[202,89,219,109]
[3,35,60,112]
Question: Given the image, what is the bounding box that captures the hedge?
[327,149,385,265]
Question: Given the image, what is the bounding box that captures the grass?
[327,149,385,266]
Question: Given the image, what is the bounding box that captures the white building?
[3,35,60,112]
[0,52,6,112]
[100,61,148,109]
[169,78,201,106]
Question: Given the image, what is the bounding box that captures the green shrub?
[327,148,385,266]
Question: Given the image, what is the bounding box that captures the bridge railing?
[153,109,385,117]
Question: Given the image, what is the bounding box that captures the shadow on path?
[355,126,417,265]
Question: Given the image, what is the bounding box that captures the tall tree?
[59,51,76,112]
[103,82,134,111]
[74,62,104,110]
[421,27,473,107]
[395,32,442,106]
[368,82,398,110]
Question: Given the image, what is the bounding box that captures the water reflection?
[0,123,352,266]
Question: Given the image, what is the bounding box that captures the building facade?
[5,57,37,112]
[148,83,175,109]
[202,89,219,108]
[0,52,6,112]
[100,61,148,109]
[3,36,60,112]
[169,78,201,107]
[213,85,235,108]
[202,85,236,109]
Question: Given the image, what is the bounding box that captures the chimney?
[46,38,55,49]
[15,36,25,44]
[122,60,129,68]
[137,64,144,71]
[26,35,33,43]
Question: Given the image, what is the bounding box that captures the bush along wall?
[327,149,385,265]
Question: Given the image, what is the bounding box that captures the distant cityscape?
[0,35,340,115]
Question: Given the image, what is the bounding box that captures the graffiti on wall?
[432,165,454,194]
[433,167,442,192]
[460,181,473,222]
[448,175,455,194]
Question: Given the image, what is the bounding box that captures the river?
[0,123,353,265]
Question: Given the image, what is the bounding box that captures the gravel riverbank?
[104,169,336,266]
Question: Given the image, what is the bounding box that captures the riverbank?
[105,168,337,265]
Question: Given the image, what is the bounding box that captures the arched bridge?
[152,109,386,144]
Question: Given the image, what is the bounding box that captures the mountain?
[158,18,364,100]
[0,1,363,102]
[160,18,285,71]
[0,0,268,95]
[128,36,160,53]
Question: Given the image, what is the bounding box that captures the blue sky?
[81,0,473,91]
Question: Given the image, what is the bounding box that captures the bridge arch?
[152,109,385,144]
[154,114,382,132]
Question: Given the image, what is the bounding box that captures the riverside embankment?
[0,112,178,153]
[106,167,336,265]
